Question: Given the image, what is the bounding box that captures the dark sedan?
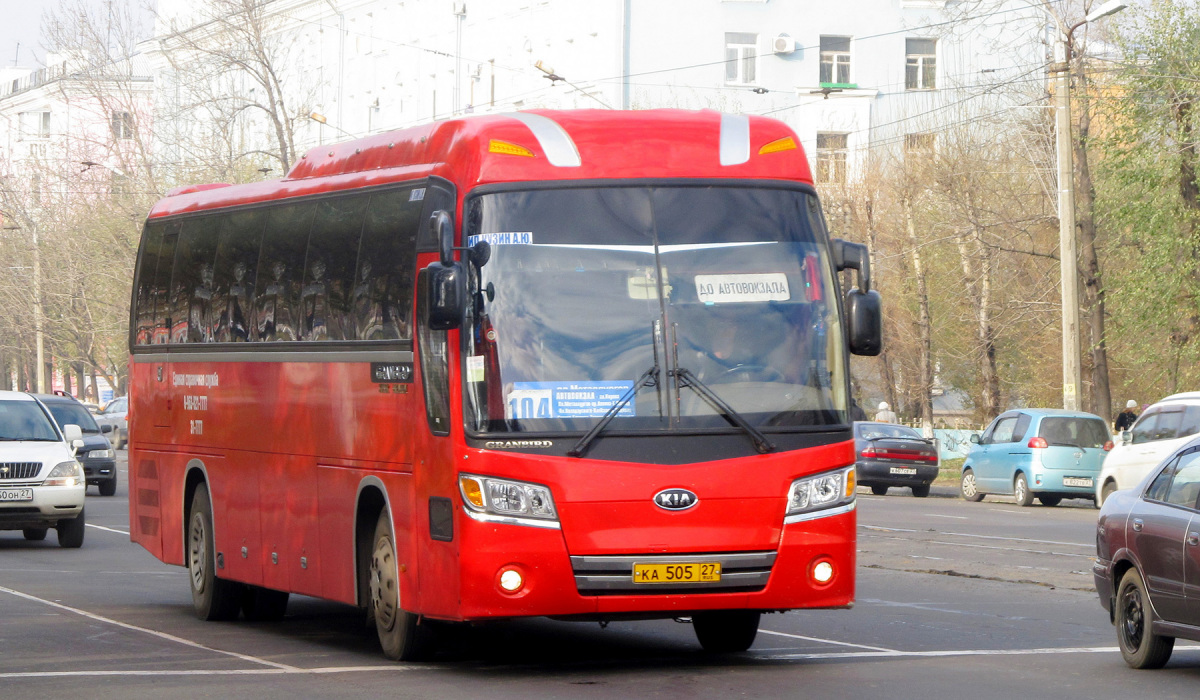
[33,393,118,497]
[854,422,939,498]
[1094,435,1200,668]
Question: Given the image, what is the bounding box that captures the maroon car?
[1094,435,1200,668]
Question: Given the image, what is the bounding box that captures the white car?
[1095,391,1200,506]
[93,396,128,449]
[0,391,88,547]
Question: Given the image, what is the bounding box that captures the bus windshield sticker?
[409,188,426,201]
[466,355,486,383]
[466,232,533,247]
[627,267,671,300]
[507,381,635,420]
[695,273,790,304]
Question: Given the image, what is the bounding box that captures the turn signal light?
[758,136,798,155]
[1103,441,1113,452]
[460,476,484,508]
[488,139,535,157]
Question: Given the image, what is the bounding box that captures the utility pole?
[453,3,467,115]
[1050,0,1126,411]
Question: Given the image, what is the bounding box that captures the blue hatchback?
[960,409,1111,507]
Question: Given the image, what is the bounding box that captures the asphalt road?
[2,454,1199,699]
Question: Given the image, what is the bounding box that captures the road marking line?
[927,540,1094,559]
[86,524,130,535]
[924,514,968,520]
[862,524,1092,549]
[0,666,428,679]
[758,629,898,652]
[758,644,1200,661]
[0,585,298,671]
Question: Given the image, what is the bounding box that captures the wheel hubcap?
[962,473,977,497]
[1015,479,1026,501]
[370,535,398,632]
[189,512,206,593]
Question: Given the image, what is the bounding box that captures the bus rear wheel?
[188,484,242,621]
[370,511,433,660]
[692,610,760,653]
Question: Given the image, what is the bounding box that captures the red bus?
[127,109,881,659]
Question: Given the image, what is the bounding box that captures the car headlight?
[459,474,557,522]
[786,466,856,521]
[88,449,114,459]
[43,461,84,488]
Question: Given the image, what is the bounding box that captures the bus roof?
[149,109,813,219]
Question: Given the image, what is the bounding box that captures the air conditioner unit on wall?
[773,35,796,54]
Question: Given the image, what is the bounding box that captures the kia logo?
[654,488,698,511]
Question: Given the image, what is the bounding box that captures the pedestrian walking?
[875,401,898,424]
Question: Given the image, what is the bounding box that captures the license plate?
[0,488,33,503]
[1063,477,1093,488]
[633,562,722,584]
[889,467,917,475]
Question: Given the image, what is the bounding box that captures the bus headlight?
[786,466,855,520]
[459,474,558,522]
[43,461,84,488]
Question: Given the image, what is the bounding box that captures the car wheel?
[1038,495,1061,507]
[370,511,434,660]
[870,485,888,496]
[1116,568,1175,669]
[692,610,761,653]
[23,528,47,541]
[961,469,984,502]
[911,484,931,498]
[1100,480,1117,508]
[241,585,290,622]
[99,478,117,497]
[188,484,242,621]
[57,509,85,548]
[1013,473,1034,507]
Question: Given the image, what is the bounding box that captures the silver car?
[93,396,128,449]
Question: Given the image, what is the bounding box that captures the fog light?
[499,569,524,592]
[812,560,834,584]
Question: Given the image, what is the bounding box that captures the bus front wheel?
[692,610,760,653]
[370,512,433,660]
[188,484,242,621]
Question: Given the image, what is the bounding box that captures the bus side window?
[255,202,315,342]
[152,222,181,345]
[175,216,221,344]
[357,187,421,340]
[133,221,166,346]
[212,210,267,343]
[304,195,369,341]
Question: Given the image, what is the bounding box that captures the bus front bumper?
[452,506,855,620]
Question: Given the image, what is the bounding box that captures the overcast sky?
[1,1,156,69]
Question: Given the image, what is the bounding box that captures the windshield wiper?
[567,365,659,458]
[670,367,775,454]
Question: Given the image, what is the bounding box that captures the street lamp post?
[1052,0,1125,411]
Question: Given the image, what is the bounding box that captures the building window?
[111,111,134,140]
[19,111,50,140]
[724,32,758,85]
[906,38,937,90]
[820,36,852,86]
[816,132,849,185]
[905,133,936,158]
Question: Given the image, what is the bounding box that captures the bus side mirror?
[431,210,455,267]
[845,287,881,356]
[831,239,871,292]
[422,262,466,330]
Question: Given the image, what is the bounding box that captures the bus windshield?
[462,186,847,435]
